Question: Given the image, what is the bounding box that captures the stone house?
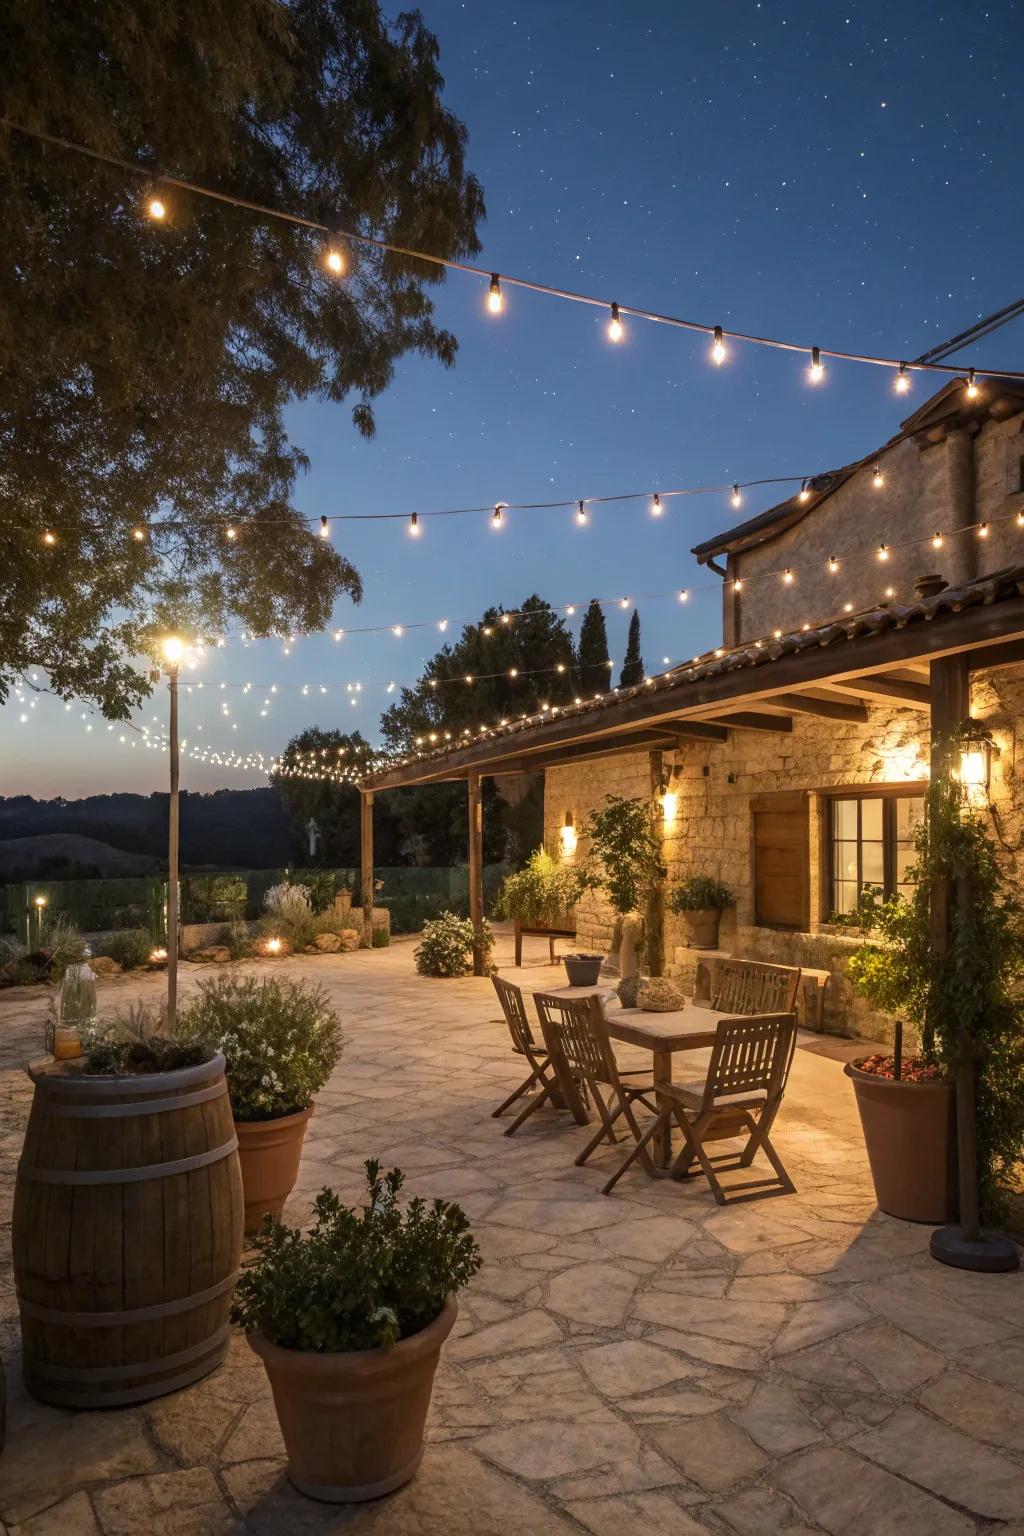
[364,378,1024,1042]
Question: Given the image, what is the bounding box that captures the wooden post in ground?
[468,773,485,975]
[360,790,374,946]
[166,662,180,1029]
[646,750,665,977]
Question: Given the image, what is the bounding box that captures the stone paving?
[0,931,1022,1534]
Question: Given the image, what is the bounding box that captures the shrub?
[231,1160,481,1353]
[98,928,154,970]
[82,1001,212,1075]
[217,919,256,960]
[289,870,337,914]
[41,914,86,979]
[261,883,323,950]
[371,926,390,948]
[668,875,734,913]
[494,847,596,925]
[414,911,493,977]
[179,975,343,1121]
[264,882,312,918]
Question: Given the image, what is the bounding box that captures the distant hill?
[0,834,160,880]
[0,788,293,869]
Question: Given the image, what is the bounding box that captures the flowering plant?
[180,975,343,1121]
[414,911,492,977]
[263,883,312,918]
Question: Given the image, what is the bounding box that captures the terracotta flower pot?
[248,1296,458,1502]
[235,1105,313,1234]
[681,908,722,949]
[845,1062,957,1223]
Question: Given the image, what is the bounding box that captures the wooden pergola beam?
[690,711,793,732]
[759,692,870,723]
[824,675,931,707]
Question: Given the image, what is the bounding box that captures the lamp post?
[160,636,186,1028]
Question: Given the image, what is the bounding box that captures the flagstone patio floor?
[0,929,1021,1534]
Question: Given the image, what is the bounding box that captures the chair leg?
[602,1108,668,1195]
[503,1079,556,1136]
[492,1062,551,1118]
[575,1088,622,1165]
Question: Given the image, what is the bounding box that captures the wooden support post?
[468,773,485,976]
[647,750,665,978]
[360,790,374,946]
[166,663,180,1030]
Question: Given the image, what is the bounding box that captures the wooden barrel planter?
[13,1052,244,1409]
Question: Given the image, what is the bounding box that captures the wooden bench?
[514,917,577,967]
[693,955,801,1017]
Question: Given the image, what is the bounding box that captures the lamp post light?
[31,893,47,949]
[160,636,187,1027]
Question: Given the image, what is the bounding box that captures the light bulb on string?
[492,504,504,529]
[711,325,727,366]
[651,493,663,516]
[932,532,944,549]
[872,466,884,489]
[325,247,345,275]
[566,604,576,615]
[576,500,587,526]
[319,516,330,539]
[619,597,629,609]
[733,578,743,592]
[487,274,504,314]
[225,525,237,541]
[877,544,889,562]
[895,361,911,394]
[783,569,794,585]
[798,481,811,503]
[731,483,742,509]
[965,368,979,399]
[828,556,840,574]
[147,197,166,221]
[808,346,825,384]
[409,512,421,538]
[1017,512,1024,529]
[41,530,56,547]
[678,589,689,602]
[607,302,624,342]
[978,522,989,539]
[131,526,147,542]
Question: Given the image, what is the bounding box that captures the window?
[829,792,925,916]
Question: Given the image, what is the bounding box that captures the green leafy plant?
[585,795,664,916]
[231,1161,481,1353]
[847,754,1024,1219]
[97,928,153,970]
[371,926,390,948]
[414,911,493,977]
[41,914,86,980]
[216,919,256,960]
[668,875,735,913]
[289,870,339,915]
[82,1001,212,1075]
[494,846,596,925]
[179,975,343,1122]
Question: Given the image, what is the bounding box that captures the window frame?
[822,783,927,920]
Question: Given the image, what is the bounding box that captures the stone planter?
[235,1105,313,1234]
[563,953,603,987]
[247,1296,457,1502]
[680,907,722,949]
[845,1062,957,1223]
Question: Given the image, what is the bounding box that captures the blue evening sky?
[3,0,1022,795]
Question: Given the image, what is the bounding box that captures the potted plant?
[668,874,735,949]
[179,975,343,1233]
[494,846,594,932]
[413,911,493,977]
[13,1004,243,1406]
[233,1160,481,1502]
[845,766,1024,1229]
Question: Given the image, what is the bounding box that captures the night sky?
[3,0,1022,796]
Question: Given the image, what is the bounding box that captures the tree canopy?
[0,1,484,714]
[619,609,644,687]
[575,599,612,697]
[270,727,375,866]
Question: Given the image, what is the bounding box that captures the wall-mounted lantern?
[955,736,997,800]
[559,812,577,858]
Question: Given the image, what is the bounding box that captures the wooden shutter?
[751,792,809,931]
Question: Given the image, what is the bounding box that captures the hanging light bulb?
[678,589,689,602]
[409,512,421,538]
[576,500,587,525]
[711,325,727,366]
[508,667,518,679]
[566,603,576,615]
[895,361,911,394]
[319,515,330,539]
[733,578,743,592]
[877,544,889,561]
[828,556,840,573]
[651,493,663,516]
[492,504,504,529]
[325,247,345,275]
[487,273,503,314]
[607,302,624,342]
[619,596,629,609]
[131,525,147,542]
[798,481,811,502]
[932,531,944,549]
[808,345,825,384]
[42,529,56,546]
[1016,511,1024,528]
[731,483,742,508]
[147,197,166,221]
[225,525,237,541]
[978,521,989,539]
[872,466,884,489]
[965,368,979,399]
[783,569,794,584]
[392,625,403,637]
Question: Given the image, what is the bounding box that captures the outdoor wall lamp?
[559,812,577,857]
[956,740,995,794]
[659,789,679,824]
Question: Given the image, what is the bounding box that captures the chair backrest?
[492,974,537,1054]
[702,1012,797,1110]
[534,992,617,1088]
[705,958,801,1017]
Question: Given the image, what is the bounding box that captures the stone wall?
[543,664,1024,1042]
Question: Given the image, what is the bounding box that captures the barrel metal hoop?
[38,1081,228,1119]
[16,1136,238,1187]
[26,1323,232,1383]
[17,1268,239,1328]
[25,1349,230,1408]
[28,1052,226,1097]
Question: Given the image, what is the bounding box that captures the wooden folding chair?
[491,975,562,1135]
[534,992,660,1195]
[607,1013,798,1203]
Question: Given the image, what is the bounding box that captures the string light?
[798,482,811,502]
[877,544,890,561]
[828,556,840,573]
[711,325,727,365]
[576,500,587,526]
[731,483,742,509]
[325,248,345,275]
[872,466,884,488]
[965,368,979,399]
[895,361,911,394]
[932,532,944,548]
[409,512,420,538]
[319,515,330,539]
[147,197,166,221]
[978,522,989,539]
[783,569,794,584]
[607,302,624,343]
[225,526,237,541]
[619,597,630,609]
[392,625,403,637]
[733,578,743,592]
[487,274,504,314]
[132,526,147,542]
[678,589,689,602]
[492,504,504,529]
[808,346,825,384]
[1017,512,1024,529]
[41,530,56,547]
[651,493,663,517]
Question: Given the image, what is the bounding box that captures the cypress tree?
[619,608,644,687]
[575,599,612,696]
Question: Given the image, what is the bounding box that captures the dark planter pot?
[248,1297,458,1502]
[563,954,603,987]
[681,908,722,949]
[845,1062,958,1223]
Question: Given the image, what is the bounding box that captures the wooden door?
[751,792,809,931]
